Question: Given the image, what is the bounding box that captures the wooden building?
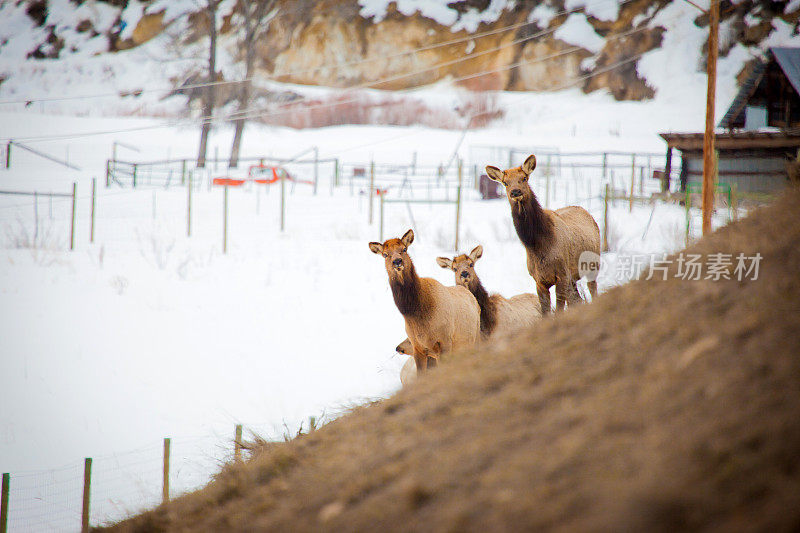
[660,47,800,195]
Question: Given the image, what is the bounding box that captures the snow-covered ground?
[0,106,731,530]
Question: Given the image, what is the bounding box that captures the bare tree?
[197,0,220,168]
[228,0,277,168]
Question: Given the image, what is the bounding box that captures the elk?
[437,245,541,340]
[395,339,417,386]
[486,154,601,314]
[369,229,480,372]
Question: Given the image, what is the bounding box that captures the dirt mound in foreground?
[105,188,800,532]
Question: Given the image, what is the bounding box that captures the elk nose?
[392,258,403,268]
[460,271,469,279]
[510,189,523,198]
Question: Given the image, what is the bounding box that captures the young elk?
[437,245,541,340]
[395,339,417,386]
[369,229,480,372]
[486,155,601,314]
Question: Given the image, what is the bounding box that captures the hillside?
[102,187,800,532]
[3,0,800,124]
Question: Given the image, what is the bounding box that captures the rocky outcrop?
[10,0,800,102]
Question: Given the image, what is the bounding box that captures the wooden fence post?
[132,164,137,188]
[222,186,228,254]
[234,424,243,462]
[181,160,187,186]
[90,178,96,243]
[629,154,635,213]
[4,141,10,169]
[603,183,610,252]
[70,182,77,251]
[105,160,110,187]
[334,158,340,187]
[601,152,607,183]
[685,189,692,247]
[162,438,171,504]
[81,458,92,533]
[368,161,375,225]
[1,473,9,533]
[731,183,738,222]
[186,173,193,237]
[455,159,463,251]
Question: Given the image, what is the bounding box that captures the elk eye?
[382,253,388,258]
[401,248,407,253]
[469,263,474,268]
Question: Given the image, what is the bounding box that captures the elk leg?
[571,280,584,305]
[427,342,442,370]
[413,348,428,372]
[587,280,598,299]
[537,281,552,316]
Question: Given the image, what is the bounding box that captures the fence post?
[4,141,10,169]
[685,189,692,247]
[70,182,77,251]
[379,193,385,241]
[455,159,463,251]
[731,183,738,222]
[181,160,187,186]
[368,160,375,225]
[222,186,228,254]
[603,183,609,252]
[105,160,110,187]
[132,164,137,188]
[162,438,171,504]
[629,154,635,213]
[186,173,192,237]
[1,473,8,533]
[81,458,92,533]
[90,178,96,243]
[639,166,644,196]
[234,424,243,462]
[334,158,340,187]
[601,152,607,183]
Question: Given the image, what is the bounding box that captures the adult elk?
[486,155,601,314]
[369,230,480,372]
[437,245,541,340]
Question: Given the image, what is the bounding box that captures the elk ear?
[368,242,383,255]
[401,229,414,247]
[436,257,453,269]
[485,166,504,183]
[469,245,483,262]
[522,154,537,175]
[396,338,413,355]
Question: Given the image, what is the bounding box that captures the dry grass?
[101,187,800,532]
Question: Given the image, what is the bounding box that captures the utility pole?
[702,0,719,235]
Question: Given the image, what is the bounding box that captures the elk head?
[485,154,537,205]
[369,229,415,280]
[436,245,483,290]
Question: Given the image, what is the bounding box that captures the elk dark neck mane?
[512,194,555,255]
[469,279,496,338]
[389,263,429,318]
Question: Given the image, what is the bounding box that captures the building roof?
[718,47,800,129]
[660,129,800,151]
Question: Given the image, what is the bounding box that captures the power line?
[0,0,635,106]
[2,9,664,144]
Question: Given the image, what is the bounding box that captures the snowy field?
[0,90,734,530]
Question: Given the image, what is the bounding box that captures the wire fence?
[1,425,285,532]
